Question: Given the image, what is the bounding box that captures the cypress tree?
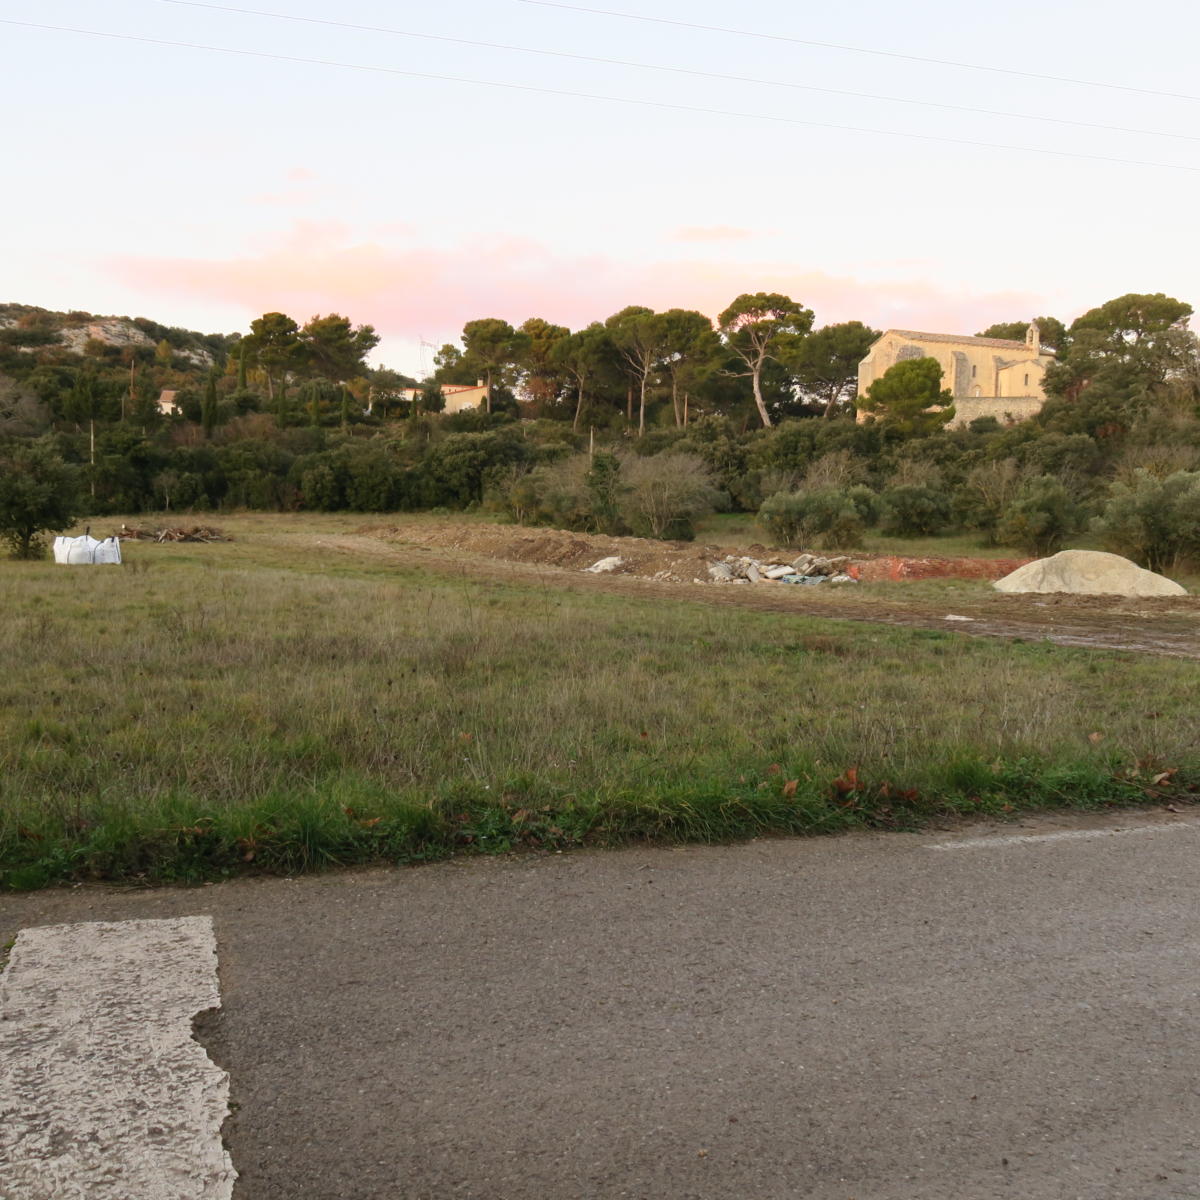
[202,374,217,438]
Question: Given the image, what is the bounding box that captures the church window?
[1024,373,1030,387]
[971,365,977,378]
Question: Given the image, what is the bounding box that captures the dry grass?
[2,515,1197,888]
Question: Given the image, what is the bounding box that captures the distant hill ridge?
[0,302,234,368]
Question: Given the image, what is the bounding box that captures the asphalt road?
[4,809,1200,1199]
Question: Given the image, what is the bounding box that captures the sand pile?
[994,550,1186,597]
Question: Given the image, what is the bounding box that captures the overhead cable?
[4,18,1199,175]
[517,0,1200,105]
[143,0,1200,144]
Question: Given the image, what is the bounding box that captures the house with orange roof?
[400,381,490,414]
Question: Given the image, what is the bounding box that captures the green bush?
[995,475,1085,557]
[757,487,866,549]
[520,457,596,530]
[954,459,1022,544]
[844,484,881,528]
[878,484,952,537]
[1092,469,1200,572]
[0,438,80,558]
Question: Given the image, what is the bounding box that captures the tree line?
[1,292,1198,572]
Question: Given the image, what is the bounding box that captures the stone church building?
[856,323,1056,427]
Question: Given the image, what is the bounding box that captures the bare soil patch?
[358,520,1027,584]
[343,519,1200,660]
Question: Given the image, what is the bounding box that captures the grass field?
[2,514,1197,889]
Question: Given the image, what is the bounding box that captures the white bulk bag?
[93,537,122,564]
[53,534,122,565]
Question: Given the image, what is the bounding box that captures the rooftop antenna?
[419,337,439,380]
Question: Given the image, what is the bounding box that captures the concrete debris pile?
[584,556,623,573]
[994,550,1186,597]
[707,552,858,586]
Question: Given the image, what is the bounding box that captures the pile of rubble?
[707,552,858,586]
[116,524,232,543]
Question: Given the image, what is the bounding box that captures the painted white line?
[929,823,1200,851]
[0,916,235,1200]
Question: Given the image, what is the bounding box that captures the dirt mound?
[994,550,1188,597]
[360,522,719,582]
[361,520,1042,588]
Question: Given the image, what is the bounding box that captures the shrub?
[801,448,867,490]
[585,451,625,535]
[298,461,342,511]
[1019,432,1102,480]
[954,459,1023,543]
[617,452,722,541]
[1092,469,1200,572]
[420,430,529,508]
[678,414,748,499]
[476,449,634,533]
[524,456,596,530]
[338,445,401,511]
[995,475,1085,557]
[757,487,865,549]
[878,484,952,537]
[844,484,881,528]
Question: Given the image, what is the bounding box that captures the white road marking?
[0,916,235,1200]
[929,822,1200,851]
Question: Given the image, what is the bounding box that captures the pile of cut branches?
[117,524,233,543]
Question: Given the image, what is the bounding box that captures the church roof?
[889,329,1028,349]
[886,329,1053,355]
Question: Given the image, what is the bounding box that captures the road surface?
[3,809,1200,1199]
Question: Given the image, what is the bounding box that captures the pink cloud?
[107,227,1049,347]
[672,225,756,243]
[286,167,317,183]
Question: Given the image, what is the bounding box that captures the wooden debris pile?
[116,524,233,543]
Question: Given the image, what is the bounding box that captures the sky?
[2,0,1199,376]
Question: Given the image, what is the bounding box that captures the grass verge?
[2,522,1197,888]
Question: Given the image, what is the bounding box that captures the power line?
[144,0,1200,145]
[5,18,1200,175]
[518,0,1200,106]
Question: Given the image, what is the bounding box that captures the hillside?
[0,302,233,369]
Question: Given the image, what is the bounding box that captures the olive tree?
[0,440,81,559]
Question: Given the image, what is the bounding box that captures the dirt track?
[284,521,1200,661]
